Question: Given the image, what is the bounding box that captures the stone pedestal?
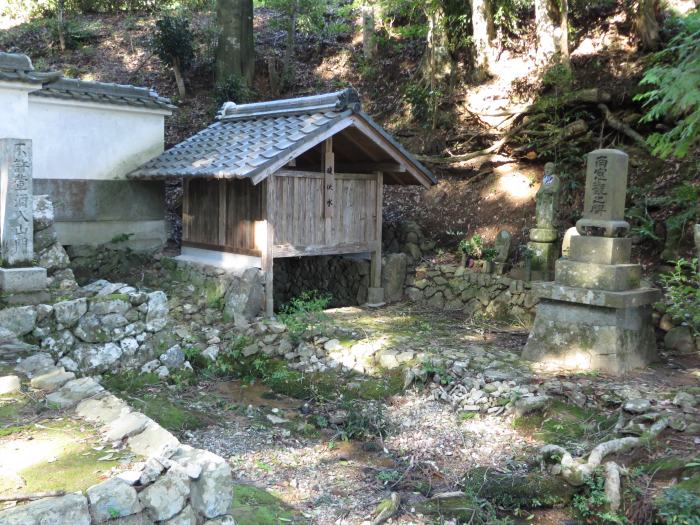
[528,240,558,281]
[0,267,47,292]
[523,149,659,375]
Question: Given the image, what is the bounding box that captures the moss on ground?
[677,474,700,495]
[512,400,616,448]
[230,484,302,524]
[462,467,575,509]
[0,397,33,437]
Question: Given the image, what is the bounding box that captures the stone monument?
[493,230,512,274]
[523,149,660,374]
[0,138,47,297]
[528,162,561,280]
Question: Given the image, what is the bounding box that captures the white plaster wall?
[28,98,168,180]
[0,83,34,138]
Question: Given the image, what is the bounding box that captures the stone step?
[30,367,75,392]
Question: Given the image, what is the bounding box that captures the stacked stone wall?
[405,263,538,322]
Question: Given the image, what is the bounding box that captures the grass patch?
[512,400,616,448]
[231,484,300,525]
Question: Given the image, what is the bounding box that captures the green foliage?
[278,290,331,343]
[635,10,700,158]
[334,399,388,441]
[403,82,443,125]
[572,468,627,524]
[458,233,484,258]
[214,73,252,104]
[627,197,660,241]
[656,488,700,525]
[658,258,700,335]
[152,14,195,70]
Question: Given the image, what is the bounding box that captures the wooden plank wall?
[272,172,378,247]
[183,178,263,254]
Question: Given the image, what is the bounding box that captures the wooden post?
[368,171,384,305]
[323,137,335,245]
[218,179,227,247]
[182,179,190,242]
[262,175,276,316]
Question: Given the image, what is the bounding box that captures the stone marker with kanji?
[528,162,561,280]
[523,149,660,375]
[0,138,47,297]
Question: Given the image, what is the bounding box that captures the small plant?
[658,258,700,335]
[482,247,498,262]
[572,468,627,524]
[278,290,332,343]
[334,399,388,441]
[109,232,134,244]
[214,73,252,105]
[656,487,700,525]
[152,14,195,98]
[459,234,484,259]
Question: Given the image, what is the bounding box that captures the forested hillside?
[1,0,698,266]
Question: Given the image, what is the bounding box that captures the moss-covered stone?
[230,484,300,524]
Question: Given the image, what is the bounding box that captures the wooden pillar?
[218,179,227,247]
[368,171,384,305]
[182,179,190,242]
[323,137,335,244]
[262,175,276,316]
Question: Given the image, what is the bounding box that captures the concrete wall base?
[522,299,657,375]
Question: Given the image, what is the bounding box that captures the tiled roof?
[0,51,174,111]
[128,89,435,185]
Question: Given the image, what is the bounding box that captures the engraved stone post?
[0,138,47,295]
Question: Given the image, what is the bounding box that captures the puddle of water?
[215,380,303,420]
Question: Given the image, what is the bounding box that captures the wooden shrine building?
[129,89,436,314]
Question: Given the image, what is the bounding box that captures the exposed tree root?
[598,104,649,149]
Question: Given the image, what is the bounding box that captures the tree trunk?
[535,0,568,69]
[471,0,495,77]
[215,0,255,86]
[172,57,186,98]
[362,1,379,60]
[635,0,659,51]
[421,3,454,90]
[282,1,298,84]
[56,0,66,52]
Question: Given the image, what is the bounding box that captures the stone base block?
[530,228,558,243]
[2,290,51,305]
[570,236,632,265]
[576,218,629,238]
[522,299,657,375]
[528,241,558,281]
[533,281,661,308]
[365,287,385,307]
[0,267,47,293]
[555,259,640,291]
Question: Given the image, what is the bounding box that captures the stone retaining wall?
[404,263,538,323]
[0,279,171,375]
[0,372,235,525]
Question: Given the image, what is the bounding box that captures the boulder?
[664,326,696,354]
[90,298,131,316]
[87,477,142,523]
[74,314,112,343]
[146,291,169,332]
[128,421,179,458]
[38,242,70,272]
[171,446,233,519]
[382,253,408,303]
[103,412,151,442]
[76,394,131,425]
[223,268,264,325]
[53,297,88,327]
[162,505,197,525]
[514,395,551,417]
[46,377,104,408]
[139,470,190,522]
[0,305,37,336]
[30,367,75,392]
[33,194,55,231]
[160,344,186,369]
[15,352,55,378]
[74,343,123,373]
[203,517,236,525]
[34,224,58,252]
[0,493,90,525]
[623,398,652,414]
[0,375,21,394]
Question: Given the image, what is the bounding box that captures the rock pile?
[383,220,435,262]
[0,375,235,525]
[405,263,538,322]
[32,195,76,291]
[1,279,171,375]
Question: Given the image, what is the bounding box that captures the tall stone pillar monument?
[528,162,561,281]
[0,138,47,295]
[523,149,660,374]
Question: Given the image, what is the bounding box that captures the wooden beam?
[335,162,405,173]
[275,169,324,179]
[371,171,383,289]
[181,241,261,258]
[323,137,335,245]
[273,241,377,258]
[182,179,190,242]
[262,175,275,316]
